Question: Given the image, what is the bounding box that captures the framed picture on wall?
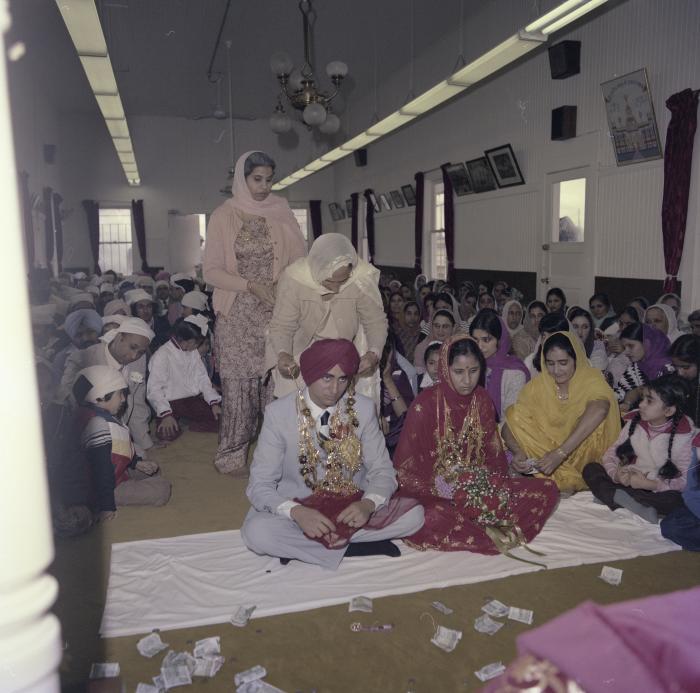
[484,144,525,188]
[379,193,393,211]
[601,68,663,166]
[443,162,474,196]
[328,202,344,221]
[401,184,417,206]
[390,190,405,208]
[345,199,353,216]
[465,157,498,192]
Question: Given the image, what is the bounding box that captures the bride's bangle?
[555,447,569,458]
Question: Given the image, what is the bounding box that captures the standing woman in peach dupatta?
[394,335,558,555]
[204,151,307,474]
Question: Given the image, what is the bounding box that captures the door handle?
[540,277,550,284]
[542,243,550,251]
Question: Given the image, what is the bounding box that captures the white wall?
[291,0,700,306]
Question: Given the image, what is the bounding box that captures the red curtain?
[440,163,456,283]
[43,186,54,266]
[309,200,322,240]
[82,199,101,275]
[52,192,64,272]
[19,171,34,267]
[132,199,149,272]
[363,189,376,263]
[661,88,699,294]
[414,172,424,274]
[350,192,360,251]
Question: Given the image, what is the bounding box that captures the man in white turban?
[58,318,156,453]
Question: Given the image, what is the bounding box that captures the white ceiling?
[8,0,563,123]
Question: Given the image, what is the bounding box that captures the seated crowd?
[27,250,700,561]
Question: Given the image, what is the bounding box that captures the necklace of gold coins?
[434,394,515,528]
[297,387,362,495]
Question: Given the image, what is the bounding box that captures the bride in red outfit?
[394,335,559,554]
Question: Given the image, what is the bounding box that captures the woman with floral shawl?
[503,331,621,492]
[394,335,558,554]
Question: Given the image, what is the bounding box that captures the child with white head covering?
[74,365,171,519]
[147,316,221,441]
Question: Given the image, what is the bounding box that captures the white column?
[0,1,62,691]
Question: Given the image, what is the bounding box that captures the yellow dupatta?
[504,331,620,491]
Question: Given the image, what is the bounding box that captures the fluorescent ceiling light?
[540,0,608,34]
[365,111,416,136]
[79,55,118,94]
[56,0,140,185]
[320,147,349,162]
[105,119,129,138]
[450,30,546,85]
[304,160,331,172]
[399,81,466,116]
[340,132,380,151]
[289,169,314,181]
[525,0,590,31]
[95,94,125,120]
[275,0,608,191]
[271,183,284,191]
[56,0,107,54]
[118,151,135,164]
[113,138,133,153]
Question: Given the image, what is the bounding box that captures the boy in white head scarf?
[73,366,171,519]
[58,318,156,454]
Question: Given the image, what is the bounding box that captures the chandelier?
[269,0,348,135]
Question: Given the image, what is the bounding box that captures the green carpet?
[52,430,700,692]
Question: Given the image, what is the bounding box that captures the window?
[99,208,132,275]
[553,177,586,243]
[292,207,309,243]
[431,183,447,280]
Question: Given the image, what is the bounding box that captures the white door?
[168,213,202,274]
[540,166,596,309]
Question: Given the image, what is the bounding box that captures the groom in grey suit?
[242,338,424,570]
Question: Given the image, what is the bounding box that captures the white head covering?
[31,303,57,326]
[155,280,170,290]
[229,150,299,228]
[102,314,127,327]
[170,272,192,284]
[68,292,95,309]
[102,317,155,344]
[125,288,155,306]
[73,365,127,404]
[99,283,115,294]
[86,285,100,297]
[136,275,155,287]
[181,290,209,311]
[647,303,684,343]
[184,314,210,336]
[103,299,129,316]
[306,233,357,284]
[73,271,87,280]
[502,299,525,336]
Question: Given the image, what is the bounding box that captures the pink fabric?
[484,587,700,692]
[299,338,360,385]
[230,151,299,226]
[638,324,672,380]
[485,318,530,416]
[296,491,420,549]
[203,152,307,317]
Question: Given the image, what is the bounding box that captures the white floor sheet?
[100,492,680,637]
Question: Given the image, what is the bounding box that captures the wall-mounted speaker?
[43,144,56,164]
[551,105,577,140]
[548,40,581,79]
[354,148,367,167]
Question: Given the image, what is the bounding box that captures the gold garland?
[297,385,362,495]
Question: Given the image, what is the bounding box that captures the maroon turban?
[299,338,360,385]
